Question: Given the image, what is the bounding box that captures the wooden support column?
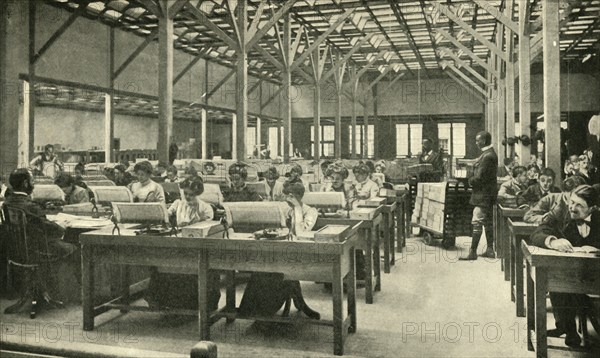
[235,0,248,161]
[157,0,174,164]
[489,55,498,154]
[543,0,561,177]
[350,66,358,159]
[201,109,207,159]
[105,27,115,164]
[505,0,516,160]
[496,26,506,165]
[27,0,36,161]
[335,84,343,159]
[231,114,237,160]
[313,82,321,161]
[518,0,532,166]
[256,116,261,159]
[363,88,370,158]
[282,13,292,163]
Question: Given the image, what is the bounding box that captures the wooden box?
[350,208,378,220]
[314,225,351,243]
[181,220,225,238]
[357,197,386,207]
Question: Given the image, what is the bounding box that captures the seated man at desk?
[147,176,219,311]
[263,167,284,201]
[128,161,165,203]
[517,168,561,208]
[238,181,319,319]
[524,175,587,224]
[54,173,89,205]
[4,169,75,258]
[223,163,261,202]
[497,165,529,207]
[530,184,600,347]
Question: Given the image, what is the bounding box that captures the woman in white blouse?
[167,177,214,226]
[128,161,165,203]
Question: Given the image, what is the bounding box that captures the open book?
[572,245,600,253]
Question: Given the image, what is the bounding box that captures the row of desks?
[52,192,411,356]
[494,203,600,358]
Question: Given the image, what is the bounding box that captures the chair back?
[1,205,39,267]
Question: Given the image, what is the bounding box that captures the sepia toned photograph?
[1,0,599,357]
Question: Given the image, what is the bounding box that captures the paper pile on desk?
[47,213,112,229]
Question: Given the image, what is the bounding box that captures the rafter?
[322,34,373,82]
[387,0,428,77]
[445,71,486,104]
[246,0,299,50]
[435,28,499,78]
[472,0,518,34]
[446,64,487,96]
[183,2,239,52]
[381,72,406,93]
[439,48,490,86]
[432,1,508,62]
[112,29,158,80]
[367,67,392,91]
[139,0,162,18]
[168,0,189,19]
[205,68,235,100]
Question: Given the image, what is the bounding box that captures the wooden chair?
[2,205,64,318]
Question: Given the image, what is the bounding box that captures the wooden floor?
[1,235,598,357]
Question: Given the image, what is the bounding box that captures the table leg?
[374,225,381,292]
[364,228,374,304]
[510,231,516,301]
[82,245,95,331]
[383,213,391,274]
[332,258,344,356]
[198,250,210,340]
[493,206,500,259]
[396,202,404,253]
[225,271,236,323]
[390,210,396,265]
[119,266,130,313]
[404,198,410,241]
[526,261,535,351]
[505,228,512,282]
[535,268,548,358]
[515,236,525,318]
[347,246,357,334]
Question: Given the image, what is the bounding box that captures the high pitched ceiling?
[44,0,600,86]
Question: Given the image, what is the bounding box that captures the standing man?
[461,131,498,260]
[168,137,178,165]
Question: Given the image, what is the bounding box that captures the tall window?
[311,125,335,157]
[437,123,466,158]
[395,123,422,158]
[246,127,256,158]
[268,127,278,157]
[348,125,374,157]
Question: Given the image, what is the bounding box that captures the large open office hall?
[1,0,599,357]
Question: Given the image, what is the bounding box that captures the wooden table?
[507,219,537,318]
[494,205,526,281]
[80,224,360,356]
[522,241,600,357]
[316,206,383,304]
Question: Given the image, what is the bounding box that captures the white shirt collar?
[481,145,493,152]
[12,191,29,196]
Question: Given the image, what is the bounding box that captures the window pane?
[246,127,256,157]
[438,123,451,154]
[410,124,422,156]
[269,127,278,157]
[396,124,408,157]
[367,125,374,158]
[453,123,466,158]
[310,125,315,142]
[348,125,362,155]
[323,125,334,141]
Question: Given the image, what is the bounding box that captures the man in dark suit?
[3,169,75,259]
[418,138,444,181]
[530,185,599,347]
[461,131,498,260]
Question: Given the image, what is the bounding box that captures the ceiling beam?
[472,0,519,34]
[183,2,239,52]
[445,71,486,104]
[112,29,158,80]
[321,34,373,82]
[139,0,162,17]
[435,28,499,78]
[173,50,207,85]
[246,0,299,50]
[419,0,444,72]
[290,8,355,72]
[357,50,387,78]
[367,67,392,91]
[380,72,406,93]
[440,48,491,86]
[432,1,508,63]
[565,17,600,55]
[446,64,487,96]
[261,86,283,110]
[205,68,235,100]
[387,0,428,77]
[168,0,189,19]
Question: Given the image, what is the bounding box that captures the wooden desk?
[316,206,383,304]
[507,219,537,318]
[522,241,600,357]
[380,201,397,273]
[494,205,526,281]
[80,225,359,356]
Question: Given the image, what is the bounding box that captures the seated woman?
[238,181,320,319]
[54,173,89,205]
[517,167,561,208]
[263,167,284,201]
[148,177,220,311]
[374,160,391,184]
[324,164,355,209]
[287,164,310,192]
[526,164,541,186]
[530,185,600,348]
[163,165,181,183]
[203,162,216,176]
[113,164,135,187]
[128,161,165,203]
[577,154,599,185]
[352,163,379,202]
[223,163,261,202]
[498,165,529,207]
